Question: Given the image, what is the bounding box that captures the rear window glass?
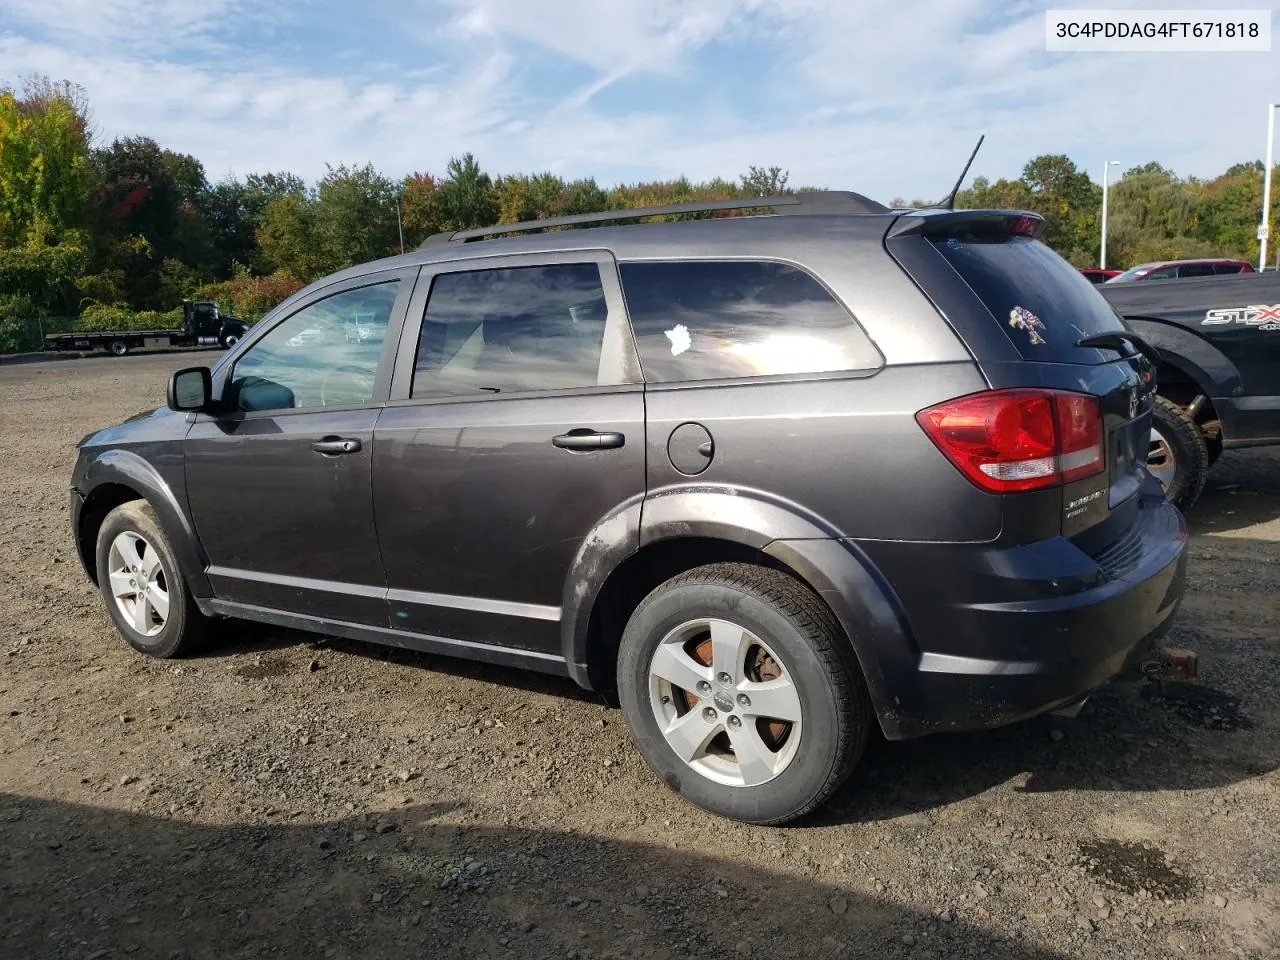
[932,235,1126,361]
[618,260,881,383]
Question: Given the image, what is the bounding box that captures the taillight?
[916,389,1104,493]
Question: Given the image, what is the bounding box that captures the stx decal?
[1202,304,1280,331]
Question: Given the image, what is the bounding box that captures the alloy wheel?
[1147,426,1177,491]
[647,618,803,787]
[106,531,169,637]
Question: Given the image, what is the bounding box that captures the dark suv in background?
[70,193,1188,824]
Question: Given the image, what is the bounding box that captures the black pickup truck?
[44,300,247,357]
[1099,271,1280,510]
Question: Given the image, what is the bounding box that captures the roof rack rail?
[419,190,889,247]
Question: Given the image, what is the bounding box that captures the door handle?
[312,437,362,455]
[552,430,625,451]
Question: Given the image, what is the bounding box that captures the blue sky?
[1,0,1276,200]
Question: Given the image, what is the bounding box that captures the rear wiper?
[1076,332,1161,367]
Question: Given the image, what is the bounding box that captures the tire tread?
[1152,395,1209,510]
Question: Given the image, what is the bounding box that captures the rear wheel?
[95,500,209,658]
[109,340,130,356]
[1149,395,1209,511]
[617,563,870,824]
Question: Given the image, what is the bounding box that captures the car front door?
[185,270,414,625]
[373,251,646,657]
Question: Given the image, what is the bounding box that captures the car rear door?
[372,251,645,656]
[184,270,414,625]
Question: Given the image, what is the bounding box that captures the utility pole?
[1100,160,1119,270]
[1261,103,1277,271]
[395,184,405,255]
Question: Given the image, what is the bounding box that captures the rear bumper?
[1215,395,1280,448]
[858,496,1188,739]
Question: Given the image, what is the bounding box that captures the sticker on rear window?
[665,323,692,356]
[1008,305,1047,346]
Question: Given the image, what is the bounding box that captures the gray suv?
[70,192,1188,824]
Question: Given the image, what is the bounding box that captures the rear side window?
[411,264,607,398]
[932,235,1126,362]
[618,260,881,383]
[1214,263,1244,275]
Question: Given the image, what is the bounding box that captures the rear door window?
[931,234,1127,363]
[411,264,607,398]
[1178,264,1215,278]
[618,260,881,383]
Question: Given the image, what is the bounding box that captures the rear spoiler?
[887,209,1046,240]
[1076,331,1162,367]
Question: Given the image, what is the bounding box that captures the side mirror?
[167,366,212,412]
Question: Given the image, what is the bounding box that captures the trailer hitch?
[1140,646,1198,683]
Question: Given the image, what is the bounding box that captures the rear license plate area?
[1108,416,1147,507]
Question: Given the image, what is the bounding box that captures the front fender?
[79,449,211,597]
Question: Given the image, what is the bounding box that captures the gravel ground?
[1,351,1277,960]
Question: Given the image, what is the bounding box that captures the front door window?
[229,282,400,411]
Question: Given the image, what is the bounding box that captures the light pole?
[1100,160,1120,270]
[1260,102,1278,271]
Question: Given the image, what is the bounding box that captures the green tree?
[0,229,89,314]
[87,136,191,306]
[255,192,323,281]
[203,171,307,277]
[312,162,400,271]
[401,172,445,245]
[439,153,496,229]
[740,165,790,196]
[0,76,92,243]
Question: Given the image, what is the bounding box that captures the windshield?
[932,233,1127,363]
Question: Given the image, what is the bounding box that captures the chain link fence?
[0,316,80,355]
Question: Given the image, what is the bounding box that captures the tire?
[1149,395,1209,512]
[1206,436,1223,468]
[95,500,209,658]
[109,340,130,356]
[220,332,240,349]
[617,563,871,825]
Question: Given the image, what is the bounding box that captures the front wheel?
[95,500,209,658]
[220,332,240,349]
[617,563,871,825]
[1148,395,1209,512]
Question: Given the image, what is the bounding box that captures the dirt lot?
[1,351,1277,960]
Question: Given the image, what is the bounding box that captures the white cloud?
[0,0,1274,201]
[0,0,254,52]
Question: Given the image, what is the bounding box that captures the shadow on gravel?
[817,677,1277,827]
[0,792,1067,960]
[1187,449,1280,536]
